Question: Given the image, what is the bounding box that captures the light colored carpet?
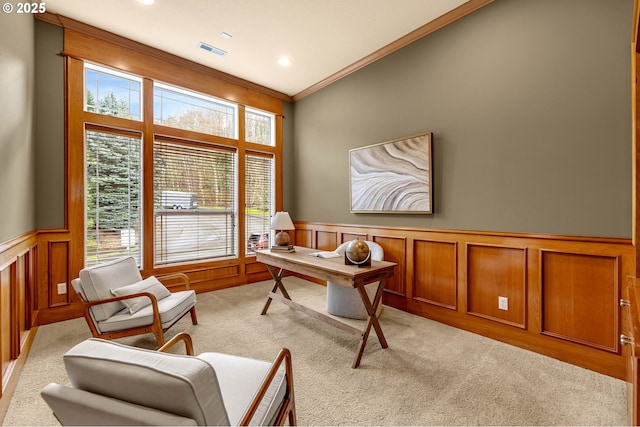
[2,277,628,426]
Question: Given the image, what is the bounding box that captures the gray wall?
[283,101,295,213]
[34,20,65,230]
[0,12,35,242]
[292,0,633,238]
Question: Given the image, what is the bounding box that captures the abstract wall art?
[349,132,433,214]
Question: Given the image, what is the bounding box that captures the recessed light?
[220,32,233,40]
[137,0,154,4]
[277,57,293,66]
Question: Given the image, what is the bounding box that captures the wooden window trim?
[64,30,284,273]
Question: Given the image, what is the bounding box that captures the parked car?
[161,190,198,210]
[247,232,269,251]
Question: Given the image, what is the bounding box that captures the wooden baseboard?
[0,326,38,424]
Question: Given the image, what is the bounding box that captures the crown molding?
[36,0,494,105]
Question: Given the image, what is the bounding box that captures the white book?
[308,251,341,259]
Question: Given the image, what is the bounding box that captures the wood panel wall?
[294,221,634,379]
[0,233,37,418]
[32,229,274,326]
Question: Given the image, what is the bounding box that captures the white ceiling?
[44,0,471,97]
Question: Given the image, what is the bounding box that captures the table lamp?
[271,212,295,246]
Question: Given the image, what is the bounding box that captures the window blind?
[245,153,274,253]
[154,139,237,265]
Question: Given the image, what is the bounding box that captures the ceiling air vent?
[198,42,227,57]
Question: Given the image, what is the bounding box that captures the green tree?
[85,91,139,237]
[86,90,96,112]
[86,131,141,237]
[164,108,231,137]
[98,92,130,118]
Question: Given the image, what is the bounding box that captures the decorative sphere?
[345,240,370,265]
[275,231,290,246]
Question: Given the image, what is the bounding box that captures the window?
[245,153,274,253]
[73,51,280,271]
[154,140,237,265]
[154,82,238,138]
[245,108,275,146]
[84,63,142,120]
[85,128,142,266]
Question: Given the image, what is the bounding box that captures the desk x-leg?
[261,266,290,315]
[260,264,388,368]
[353,279,388,368]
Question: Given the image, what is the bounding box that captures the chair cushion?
[197,352,287,426]
[97,290,196,333]
[111,276,171,314]
[70,278,86,300]
[79,257,144,321]
[63,338,230,426]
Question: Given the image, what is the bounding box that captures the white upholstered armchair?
[41,333,297,426]
[71,256,197,348]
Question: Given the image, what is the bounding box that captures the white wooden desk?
[256,246,396,368]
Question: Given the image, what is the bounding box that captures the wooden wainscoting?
[541,251,620,352]
[467,244,527,329]
[1,224,633,385]
[293,221,634,379]
[0,232,38,418]
[412,239,457,309]
[32,229,274,326]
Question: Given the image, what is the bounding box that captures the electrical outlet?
[57,282,67,295]
[498,296,508,311]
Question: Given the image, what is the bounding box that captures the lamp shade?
[271,212,295,230]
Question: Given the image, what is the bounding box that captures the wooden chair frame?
[77,273,198,348]
[160,333,297,426]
